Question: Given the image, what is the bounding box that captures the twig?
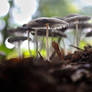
[52,41,64,60]
[70,44,83,50]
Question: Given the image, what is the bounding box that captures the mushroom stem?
[39,36,44,52]
[17,41,22,60]
[35,30,38,57]
[75,24,79,47]
[58,37,61,45]
[61,38,66,55]
[73,29,76,46]
[27,31,31,56]
[78,29,82,44]
[46,23,49,60]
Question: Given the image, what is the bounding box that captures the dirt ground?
[0,45,92,92]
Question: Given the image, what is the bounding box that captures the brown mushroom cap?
[7,27,34,34]
[63,14,80,19]
[68,23,92,30]
[86,31,92,37]
[57,14,91,24]
[8,36,31,43]
[56,14,85,21]
[64,15,91,23]
[23,17,69,29]
[56,26,68,32]
[31,29,67,37]
[55,14,91,32]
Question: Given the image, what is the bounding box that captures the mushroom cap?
[68,23,92,30]
[7,27,25,34]
[56,26,68,32]
[64,15,91,23]
[23,17,69,29]
[31,29,67,37]
[8,36,31,43]
[86,31,92,37]
[7,27,35,34]
[56,14,85,21]
[63,14,80,19]
[55,14,79,20]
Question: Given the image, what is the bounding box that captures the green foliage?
[23,49,46,57]
[79,40,88,49]
[38,0,79,17]
[0,44,13,56]
[7,50,18,59]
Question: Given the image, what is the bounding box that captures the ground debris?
[0,45,92,92]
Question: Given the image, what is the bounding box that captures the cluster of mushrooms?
[7,14,92,60]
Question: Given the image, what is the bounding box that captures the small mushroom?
[7,27,33,57]
[68,22,92,43]
[23,17,69,60]
[63,14,91,47]
[31,29,67,56]
[7,36,31,59]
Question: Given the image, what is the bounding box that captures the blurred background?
[0,0,92,59]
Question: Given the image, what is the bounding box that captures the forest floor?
[0,45,92,92]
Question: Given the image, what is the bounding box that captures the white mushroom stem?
[61,38,66,55]
[73,29,76,46]
[27,31,31,56]
[46,23,49,60]
[17,41,22,59]
[35,29,38,57]
[39,37,44,52]
[78,29,82,45]
[75,23,79,47]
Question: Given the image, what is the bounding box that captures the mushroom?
[63,15,91,47]
[22,17,69,60]
[7,27,33,57]
[86,31,92,37]
[53,25,69,51]
[64,15,91,23]
[68,22,92,43]
[7,36,31,59]
[31,29,67,56]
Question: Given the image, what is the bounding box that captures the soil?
[0,45,92,92]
